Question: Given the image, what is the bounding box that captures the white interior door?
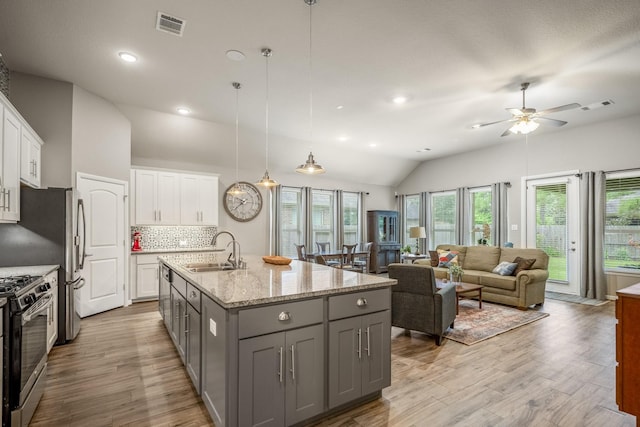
[525,173,580,295]
[76,173,127,317]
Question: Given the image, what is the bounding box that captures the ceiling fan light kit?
[475,82,581,137]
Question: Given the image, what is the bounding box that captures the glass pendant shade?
[295,152,325,175]
[257,170,278,187]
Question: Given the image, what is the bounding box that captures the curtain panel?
[580,171,607,299]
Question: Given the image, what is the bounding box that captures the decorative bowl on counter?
[262,256,292,265]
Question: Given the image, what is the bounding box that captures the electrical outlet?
[179,240,187,247]
[511,224,518,231]
[210,319,217,336]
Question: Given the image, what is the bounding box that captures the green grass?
[546,256,640,280]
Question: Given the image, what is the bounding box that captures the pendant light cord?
[265,50,270,171]
[234,82,240,185]
[308,0,314,145]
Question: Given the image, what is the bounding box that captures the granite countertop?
[160,253,396,309]
[0,297,6,308]
[131,247,220,255]
[0,264,59,278]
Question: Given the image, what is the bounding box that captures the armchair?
[387,263,456,345]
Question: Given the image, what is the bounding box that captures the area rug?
[545,291,609,306]
[443,300,549,345]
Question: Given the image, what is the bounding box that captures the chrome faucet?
[211,231,242,269]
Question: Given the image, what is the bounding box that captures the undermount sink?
[184,262,235,272]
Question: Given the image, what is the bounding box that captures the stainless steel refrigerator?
[0,187,86,343]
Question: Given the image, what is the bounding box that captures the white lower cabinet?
[130,254,160,300]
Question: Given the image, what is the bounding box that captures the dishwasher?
[159,264,172,329]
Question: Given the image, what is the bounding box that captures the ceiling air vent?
[581,99,615,111]
[156,11,186,36]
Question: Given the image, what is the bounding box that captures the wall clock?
[223,181,263,222]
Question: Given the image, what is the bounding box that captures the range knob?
[22,294,36,306]
[38,283,51,292]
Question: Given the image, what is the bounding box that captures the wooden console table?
[616,283,640,421]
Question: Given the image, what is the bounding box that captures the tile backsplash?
[131,225,217,250]
[0,55,10,99]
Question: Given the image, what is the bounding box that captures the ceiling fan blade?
[500,127,513,137]
[535,117,568,127]
[472,118,514,129]
[536,103,581,116]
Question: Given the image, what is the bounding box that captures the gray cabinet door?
[238,332,286,427]
[328,311,391,408]
[186,302,201,393]
[160,276,170,327]
[201,295,227,427]
[361,311,391,396]
[285,324,324,425]
[328,316,362,408]
[170,286,186,361]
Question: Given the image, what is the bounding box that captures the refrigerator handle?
[76,198,87,271]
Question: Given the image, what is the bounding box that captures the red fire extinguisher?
[132,231,142,251]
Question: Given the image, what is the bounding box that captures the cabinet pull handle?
[184,312,189,334]
[6,189,9,211]
[290,345,296,381]
[278,311,291,321]
[34,160,38,177]
[357,328,362,359]
[278,346,284,383]
[357,297,367,307]
[366,326,371,357]
[159,210,162,222]
[175,301,180,320]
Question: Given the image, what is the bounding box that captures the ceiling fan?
[472,82,581,136]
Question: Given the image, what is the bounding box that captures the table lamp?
[409,226,426,255]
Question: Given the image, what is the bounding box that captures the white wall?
[396,114,640,247]
[72,86,131,183]
[10,72,73,188]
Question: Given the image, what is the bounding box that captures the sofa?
[414,244,549,310]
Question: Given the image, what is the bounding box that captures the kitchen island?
[159,253,396,427]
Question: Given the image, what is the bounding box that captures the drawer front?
[186,283,201,312]
[172,273,187,297]
[136,254,158,265]
[328,288,390,321]
[238,299,323,339]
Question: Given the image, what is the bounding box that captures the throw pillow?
[437,250,459,267]
[428,250,439,267]
[512,257,536,275]
[492,261,518,276]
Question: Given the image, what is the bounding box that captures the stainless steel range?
[1,274,54,427]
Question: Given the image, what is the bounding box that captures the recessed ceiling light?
[369,142,378,148]
[177,107,190,115]
[118,52,138,63]
[336,105,344,110]
[337,135,349,142]
[226,50,245,61]
[392,96,408,105]
[416,147,431,153]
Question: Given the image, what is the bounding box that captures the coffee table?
[436,280,484,315]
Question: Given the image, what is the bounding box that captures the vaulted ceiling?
[1,0,639,186]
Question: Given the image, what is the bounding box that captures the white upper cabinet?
[180,174,219,226]
[20,125,43,188]
[130,168,218,226]
[133,169,179,225]
[1,104,21,222]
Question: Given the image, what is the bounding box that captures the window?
[342,192,361,245]
[276,187,363,256]
[605,172,640,270]
[311,189,335,250]
[469,187,493,245]
[404,194,421,247]
[430,191,456,247]
[278,187,303,258]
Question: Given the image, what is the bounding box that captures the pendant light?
[227,82,245,196]
[295,0,325,175]
[256,48,279,188]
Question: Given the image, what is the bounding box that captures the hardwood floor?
[31,299,636,427]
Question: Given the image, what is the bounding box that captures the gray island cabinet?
[158,253,396,427]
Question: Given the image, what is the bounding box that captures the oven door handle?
[22,294,53,325]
